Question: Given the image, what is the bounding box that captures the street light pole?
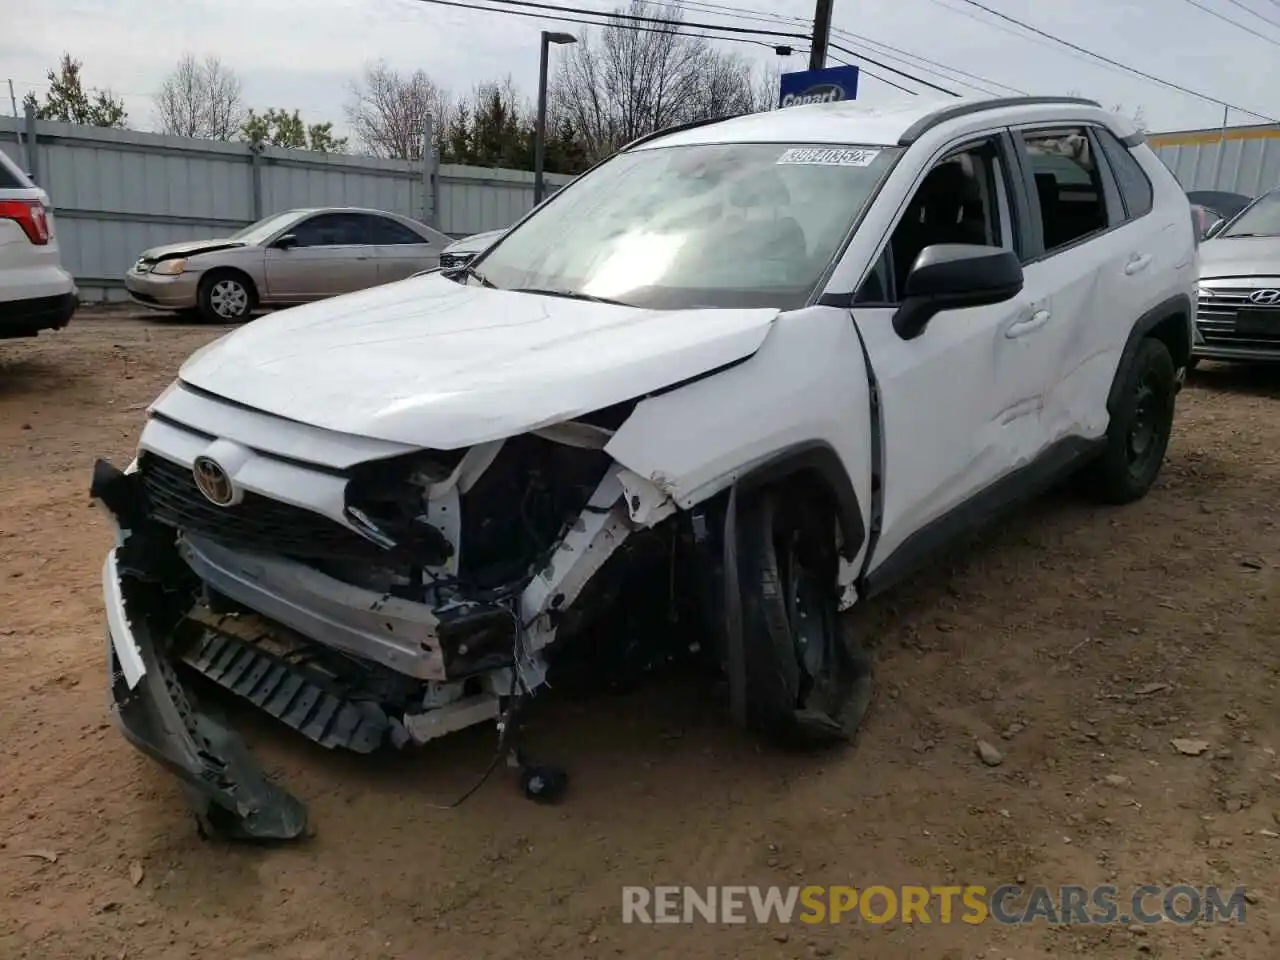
[534,30,577,206]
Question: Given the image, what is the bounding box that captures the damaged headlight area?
[93,410,729,839]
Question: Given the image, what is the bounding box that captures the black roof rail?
[897,96,1104,145]
[620,113,745,152]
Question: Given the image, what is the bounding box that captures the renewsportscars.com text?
[621,884,1249,926]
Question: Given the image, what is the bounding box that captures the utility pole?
[1211,103,1228,190]
[809,0,834,71]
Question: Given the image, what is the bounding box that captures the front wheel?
[198,272,254,323]
[736,490,872,748]
[1083,337,1176,504]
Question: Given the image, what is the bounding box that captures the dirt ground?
[1,309,1277,960]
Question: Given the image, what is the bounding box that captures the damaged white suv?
[94,95,1196,840]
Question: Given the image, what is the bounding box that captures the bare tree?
[1065,89,1148,133]
[154,54,245,139]
[551,1,765,162]
[1114,103,1148,133]
[345,61,454,160]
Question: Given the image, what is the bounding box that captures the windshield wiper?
[511,286,635,307]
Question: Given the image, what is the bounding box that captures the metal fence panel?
[1149,126,1280,197]
[0,115,572,301]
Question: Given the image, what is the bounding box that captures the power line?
[832,28,1024,96]
[1177,0,1280,44]
[1215,0,1280,31]
[919,0,1164,92]
[947,0,1276,120]
[828,53,920,95]
[406,0,801,50]
[829,41,961,96]
[472,0,808,39]
[647,0,1023,97]
[415,0,954,95]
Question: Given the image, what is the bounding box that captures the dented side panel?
[606,306,875,575]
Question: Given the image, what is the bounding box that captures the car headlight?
[150,258,187,275]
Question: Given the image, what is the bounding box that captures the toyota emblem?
[1247,289,1280,305]
[192,455,236,506]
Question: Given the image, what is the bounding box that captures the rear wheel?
[198,271,255,323]
[736,490,872,747]
[1083,337,1176,504]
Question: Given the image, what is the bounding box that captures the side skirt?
[860,435,1105,600]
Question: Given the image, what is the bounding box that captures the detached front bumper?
[97,462,307,841]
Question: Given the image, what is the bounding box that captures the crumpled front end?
[97,461,308,841]
[94,381,690,838]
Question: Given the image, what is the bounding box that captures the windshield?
[1220,189,1280,238]
[473,142,900,310]
[229,210,303,243]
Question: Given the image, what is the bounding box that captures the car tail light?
[0,199,51,245]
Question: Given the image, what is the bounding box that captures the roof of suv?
[630,95,1131,152]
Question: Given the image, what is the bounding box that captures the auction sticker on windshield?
[777,147,881,166]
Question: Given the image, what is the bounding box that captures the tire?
[735,489,873,748]
[197,271,255,324]
[1083,337,1176,505]
[1187,356,1200,372]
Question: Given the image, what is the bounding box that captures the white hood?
[178,273,779,449]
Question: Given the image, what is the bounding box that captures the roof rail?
[620,113,744,152]
[897,96,1103,145]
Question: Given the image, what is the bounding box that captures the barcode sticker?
[776,147,880,167]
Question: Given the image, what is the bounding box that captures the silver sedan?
[124,207,451,323]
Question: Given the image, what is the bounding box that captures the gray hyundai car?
[1194,186,1280,366]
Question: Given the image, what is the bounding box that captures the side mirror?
[1204,218,1225,240]
[893,244,1024,340]
[275,233,298,250]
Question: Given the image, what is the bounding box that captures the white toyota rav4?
[93,96,1195,839]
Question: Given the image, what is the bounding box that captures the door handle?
[1124,253,1152,276]
[1004,308,1051,338]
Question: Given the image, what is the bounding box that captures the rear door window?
[1017,127,1110,254]
[366,216,427,245]
[1094,128,1154,219]
[292,213,362,247]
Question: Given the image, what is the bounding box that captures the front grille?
[139,453,391,564]
[1196,284,1280,350]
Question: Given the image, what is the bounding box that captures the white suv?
[0,148,77,338]
[93,96,1195,839]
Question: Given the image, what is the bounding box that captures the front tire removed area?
[733,490,872,747]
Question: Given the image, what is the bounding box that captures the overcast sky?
[4,0,1279,137]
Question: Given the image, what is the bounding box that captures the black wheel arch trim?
[733,440,867,563]
[1106,293,1193,416]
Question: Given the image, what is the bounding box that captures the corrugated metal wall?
[0,115,572,301]
[1149,125,1280,196]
